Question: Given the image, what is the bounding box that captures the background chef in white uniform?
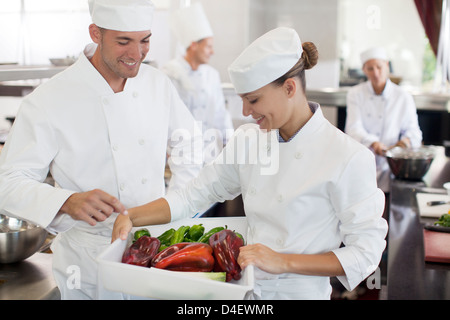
[345,47,423,192]
[162,3,234,164]
[113,27,388,300]
[0,0,202,299]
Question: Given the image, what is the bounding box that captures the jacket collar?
[77,43,138,95]
[277,101,323,143]
[366,78,392,98]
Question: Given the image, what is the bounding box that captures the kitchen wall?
[0,0,431,128]
[339,0,426,88]
[0,0,427,87]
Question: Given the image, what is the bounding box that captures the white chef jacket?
[162,57,234,164]
[345,79,423,192]
[165,103,388,299]
[0,43,202,299]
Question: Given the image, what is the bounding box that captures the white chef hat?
[360,47,388,65]
[170,3,214,49]
[228,27,303,94]
[88,0,155,32]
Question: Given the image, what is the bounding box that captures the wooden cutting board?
[416,193,450,218]
[423,229,450,263]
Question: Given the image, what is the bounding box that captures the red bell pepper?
[209,229,244,282]
[151,242,214,272]
[122,236,161,267]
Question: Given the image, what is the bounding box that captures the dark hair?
[272,41,319,92]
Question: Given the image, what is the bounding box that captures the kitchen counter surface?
[386,179,450,299]
[0,252,60,300]
[306,87,450,111]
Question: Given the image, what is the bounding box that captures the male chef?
[0,0,202,299]
[162,3,234,164]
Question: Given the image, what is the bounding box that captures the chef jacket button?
[295,152,302,159]
[277,194,284,202]
[120,183,125,191]
[133,91,139,98]
[248,187,256,195]
[141,178,147,184]
[138,139,145,145]
[266,145,271,152]
[112,145,119,151]
[102,98,109,105]
[276,238,283,246]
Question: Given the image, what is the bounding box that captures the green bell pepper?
[187,224,205,241]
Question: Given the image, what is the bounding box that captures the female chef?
[345,47,423,192]
[112,27,388,300]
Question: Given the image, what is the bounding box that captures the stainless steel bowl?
[0,214,48,263]
[385,146,435,181]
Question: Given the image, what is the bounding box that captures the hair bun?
[302,42,318,70]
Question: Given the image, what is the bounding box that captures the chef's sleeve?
[0,99,75,231]
[164,127,244,221]
[330,147,388,291]
[165,79,203,191]
[399,93,423,148]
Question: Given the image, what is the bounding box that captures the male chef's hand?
[59,189,128,226]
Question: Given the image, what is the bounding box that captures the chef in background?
[162,3,234,164]
[113,27,388,300]
[0,0,202,299]
[345,47,423,192]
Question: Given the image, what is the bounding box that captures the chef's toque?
[360,47,388,65]
[228,27,303,94]
[170,3,214,49]
[88,0,154,32]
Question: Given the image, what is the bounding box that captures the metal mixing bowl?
[0,214,48,263]
[385,146,436,181]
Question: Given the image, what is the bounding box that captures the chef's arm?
[112,198,171,242]
[238,243,345,276]
[59,189,128,227]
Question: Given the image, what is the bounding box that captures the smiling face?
[240,78,311,139]
[89,24,151,91]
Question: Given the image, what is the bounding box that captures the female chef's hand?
[238,243,286,274]
[111,213,133,242]
[59,189,128,227]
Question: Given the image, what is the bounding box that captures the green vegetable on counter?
[187,224,205,241]
[170,225,190,245]
[182,272,226,282]
[435,213,450,227]
[133,228,150,242]
[157,228,175,245]
[197,226,226,243]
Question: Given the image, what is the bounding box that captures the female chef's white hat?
[88,0,155,32]
[360,47,388,65]
[170,3,214,49]
[228,27,303,94]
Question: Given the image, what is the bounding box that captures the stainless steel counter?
[0,65,67,82]
[386,179,450,299]
[306,87,450,112]
[0,252,60,300]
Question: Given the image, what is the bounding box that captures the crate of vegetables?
[97,216,254,299]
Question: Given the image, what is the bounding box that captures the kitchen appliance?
[386,146,436,181]
[0,214,48,263]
